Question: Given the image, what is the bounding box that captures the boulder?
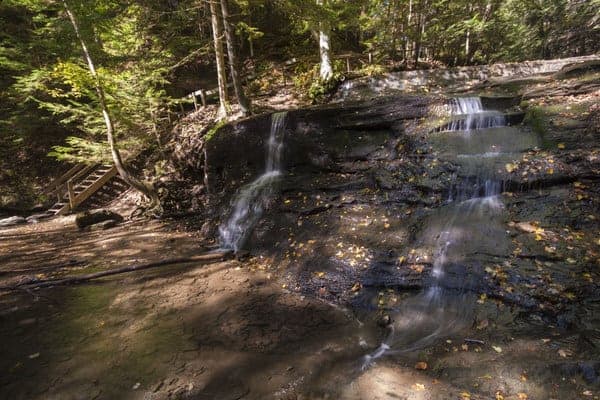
[75,209,124,229]
[0,216,26,227]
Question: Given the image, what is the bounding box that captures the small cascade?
[219,112,287,252]
[363,96,534,367]
[443,97,506,131]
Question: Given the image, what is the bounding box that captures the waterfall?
[444,97,506,131]
[219,112,287,252]
[363,96,527,367]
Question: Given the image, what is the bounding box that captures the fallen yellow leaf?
[557,143,565,149]
[492,345,503,353]
[414,361,428,370]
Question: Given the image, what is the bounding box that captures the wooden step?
[45,162,126,217]
[48,202,67,211]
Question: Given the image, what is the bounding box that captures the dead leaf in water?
[410,264,424,273]
[558,349,572,358]
[477,319,489,330]
[477,294,487,304]
[515,221,537,233]
[505,163,517,173]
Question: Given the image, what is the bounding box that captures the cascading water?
[363,96,539,367]
[219,112,287,252]
[444,97,506,132]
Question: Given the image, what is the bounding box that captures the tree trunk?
[248,14,255,58]
[209,0,229,119]
[465,29,470,65]
[220,0,251,116]
[316,0,333,80]
[62,0,160,212]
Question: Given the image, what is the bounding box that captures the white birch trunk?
[317,0,333,80]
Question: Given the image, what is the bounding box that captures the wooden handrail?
[42,164,85,196]
[70,165,118,209]
[67,164,96,186]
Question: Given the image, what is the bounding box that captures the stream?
[364,97,540,364]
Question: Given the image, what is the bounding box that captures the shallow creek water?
[359,98,540,364]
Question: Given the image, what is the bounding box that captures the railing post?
[67,180,75,210]
[199,89,206,108]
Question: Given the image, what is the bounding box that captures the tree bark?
[209,0,229,119]
[220,0,251,116]
[62,0,161,212]
[316,0,333,80]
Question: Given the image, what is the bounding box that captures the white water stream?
[445,97,506,131]
[219,112,287,252]
[363,97,537,367]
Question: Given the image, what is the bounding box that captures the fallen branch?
[0,250,232,292]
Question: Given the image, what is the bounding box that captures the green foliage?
[358,63,387,77]
[205,119,227,142]
[308,74,344,103]
[1,0,178,165]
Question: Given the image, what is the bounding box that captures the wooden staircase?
[44,164,120,216]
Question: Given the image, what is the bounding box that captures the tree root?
[0,250,232,292]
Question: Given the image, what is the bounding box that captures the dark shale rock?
[75,209,124,229]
